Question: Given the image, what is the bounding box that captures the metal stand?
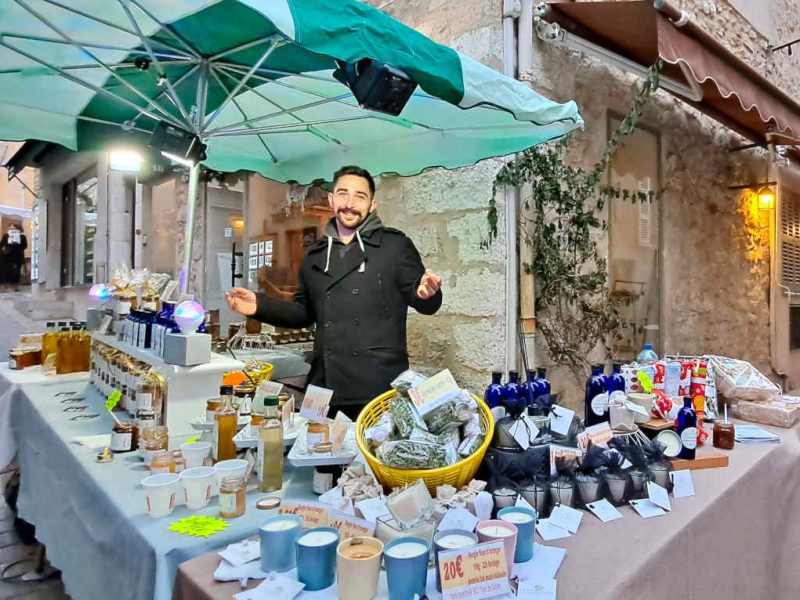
[179,162,201,295]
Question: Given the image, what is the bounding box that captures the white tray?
[233,415,307,448]
[190,415,250,432]
[287,423,358,467]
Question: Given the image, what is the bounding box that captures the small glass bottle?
[258,395,284,493]
[219,475,246,518]
[502,370,526,418]
[584,364,609,426]
[676,396,698,460]
[484,371,504,410]
[213,386,238,462]
[250,409,265,427]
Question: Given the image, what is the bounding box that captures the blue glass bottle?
[502,370,526,418]
[608,362,626,404]
[156,301,176,357]
[676,397,698,460]
[196,311,209,334]
[535,367,551,400]
[520,369,538,413]
[484,371,504,410]
[584,364,609,426]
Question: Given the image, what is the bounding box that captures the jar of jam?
[307,422,330,448]
[171,450,186,473]
[110,422,138,453]
[149,450,174,474]
[219,476,246,518]
[713,420,735,450]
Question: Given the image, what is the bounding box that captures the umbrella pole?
[179,163,201,295]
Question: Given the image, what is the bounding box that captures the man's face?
[328,174,375,230]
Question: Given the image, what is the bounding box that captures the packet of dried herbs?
[423,400,461,434]
[391,370,428,395]
[376,440,448,469]
[437,428,462,453]
[364,413,395,450]
[458,434,484,458]
[389,398,428,438]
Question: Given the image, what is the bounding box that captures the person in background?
[227,166,442,418]
[0,223,27,292]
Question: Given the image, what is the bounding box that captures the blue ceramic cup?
[259,514,303,573]
[383,537,430,600]
[433,529,479,592]
[497,506,537,563]
[295,527,340,591]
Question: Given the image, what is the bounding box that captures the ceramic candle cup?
[383,538,430,600]
[497,507,536,563]
[550,479,574,507]
[296,527,340,591]
[575,474,602,505]
[433,529,479,592]
[476,519,517,575]
[180,466,215,510]
[141,473,179,518]
[604,472,628,505]
[260,515,303,573]
[336,536,384,600]
[519,481,549,516]
[491,487,518,515]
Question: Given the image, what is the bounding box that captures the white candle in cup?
[385,541,428,559]
[298,531,338,547]
[263,519,299,532]
[437,534,476,549]
[499,511,534,525]
[478,525,515,538]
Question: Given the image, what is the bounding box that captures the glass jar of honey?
[206,398,221,423]
[250,410,265,427]
[219,476,246,518]
[307,422,330,448]
[149,450,174,474]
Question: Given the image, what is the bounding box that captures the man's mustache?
[337,208,362,217]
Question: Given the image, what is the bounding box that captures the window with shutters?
[781,188,800,294]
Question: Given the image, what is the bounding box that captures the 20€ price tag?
[438,541,510,600]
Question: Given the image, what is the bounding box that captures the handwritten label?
[408,369,461,416]
[535,519,571,541]
[279,501,329,528]
[549,405,575,436]
[548,504,583,533]
[330,411,351,454]
[258,380,284,398]
[299,385,333,424]
[670,470,695,498]
[549,445,583,478]
[328,511,375,540]
[577,422,613,451]
[624,401,650,417]
[439,541,511,600]
[629,499,667,519]
[647,481,672,512]
[518,577,557,600]
[437,506,480,533]
[105,390,122,412]
[586,498,624,523]
[511,418,531,450]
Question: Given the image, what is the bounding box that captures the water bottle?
[676,397,698,460]
[484,371,504,410]
[636,343,658,363]
[584,364,609,426]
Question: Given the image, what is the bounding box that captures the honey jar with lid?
[219,476,246,518]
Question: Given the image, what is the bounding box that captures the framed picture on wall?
[265,255,273,267]
[258,241,266,254]
[248,256,258,270]
[249,242,258,255]
[248,270,256,284]
[258,255,265,267]
[265,240,273,253]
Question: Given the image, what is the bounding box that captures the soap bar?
[387,479,435,528]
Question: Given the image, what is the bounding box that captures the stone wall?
[363,0,508,392]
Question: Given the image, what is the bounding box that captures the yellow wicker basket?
[224,362,274,387]
[356,390,495,495]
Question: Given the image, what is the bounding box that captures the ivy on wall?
[487,64,661,375]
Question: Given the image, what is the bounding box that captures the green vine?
[488,63,661,375]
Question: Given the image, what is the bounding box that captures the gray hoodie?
[322,212,383,273]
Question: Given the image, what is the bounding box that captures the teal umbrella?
[0,0,583,289]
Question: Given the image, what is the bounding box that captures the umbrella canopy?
[0,0,583,183]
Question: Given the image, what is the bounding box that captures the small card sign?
[585,498,624,523]
[281,396,295,428]
[439,541,511,600]
[330,411,351,454]
[629,499,666,519]
[328,511,375,540]
[408,369,461,416]
[299,385,333,424]
[548,504,583,533]
[517,577,557,600]
[535,519,571,541]
[577,422,613,451]
[258,380,284,398]
[279,501,329,528]
[647,481,672,512]
[437,506,480,533]
[549,405,575,436]
[670,470,695,498]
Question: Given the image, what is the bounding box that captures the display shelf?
[91,332,244,439]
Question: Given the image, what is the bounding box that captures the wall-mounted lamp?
[757,186,776,210]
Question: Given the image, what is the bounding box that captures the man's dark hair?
[332,165,375,197]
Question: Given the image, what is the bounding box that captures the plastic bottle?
[636,343,658,363]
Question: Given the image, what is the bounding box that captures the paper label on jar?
[150,465,171,475]
[219,491,237,514]
[8,359,16,369]
[680,427,698,450]
[137,393,153,411]
[110,430,132,451]
[116,300,131,315]
[591,392,609,416]
[608,390,626,405]
[238,396,252,415]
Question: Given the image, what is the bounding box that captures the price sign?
[576,422,613,451]
[299,385,333,424]
[408,369,461,416]
[279,501,329,528]
[438,541,511,600]
[281,396,295,428]
[329,511,375,540]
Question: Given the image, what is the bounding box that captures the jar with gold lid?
[307,422,330,449]
[149,450,174,474]
[219,476,246,518]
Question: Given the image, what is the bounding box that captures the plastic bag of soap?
[364,413,395,449]
[376,439,447,469]
[391,370,428,395]
[423,401,461,434]
[389,398,428,438]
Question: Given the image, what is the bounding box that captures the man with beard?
[227,166,442,418]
